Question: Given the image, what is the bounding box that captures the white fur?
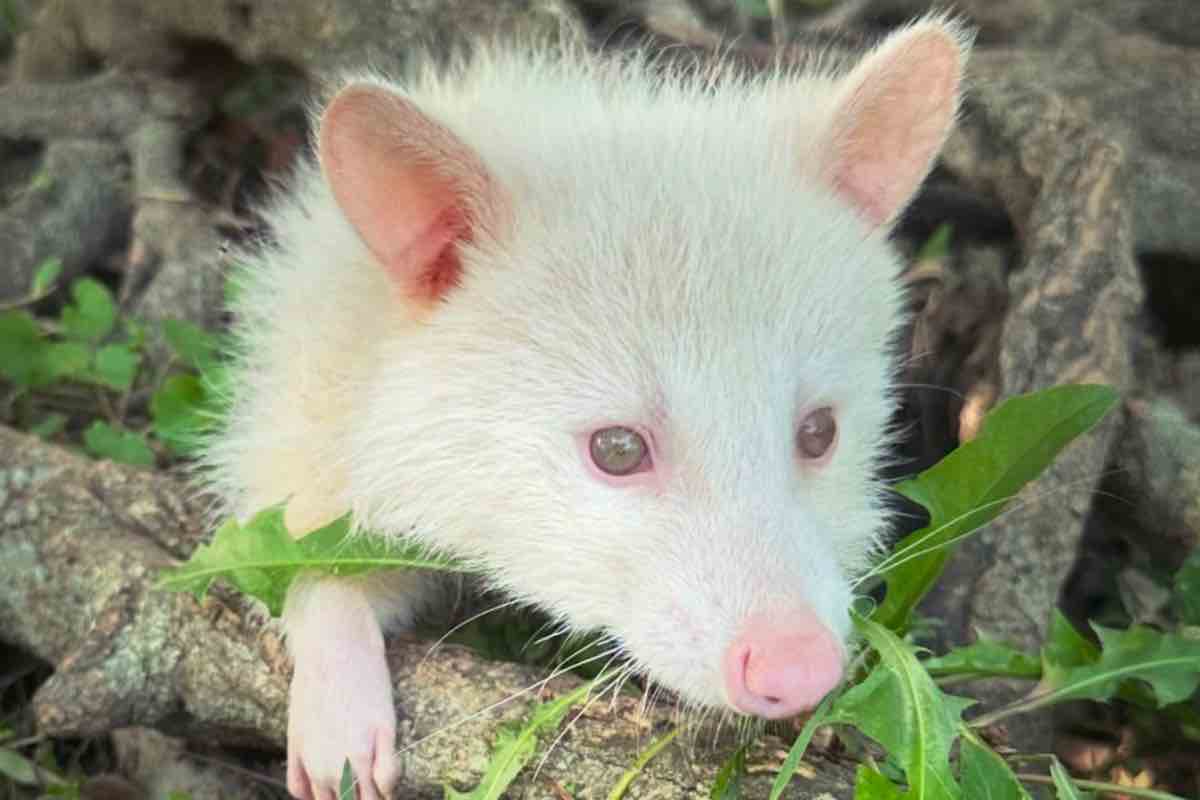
[201,19,966,714]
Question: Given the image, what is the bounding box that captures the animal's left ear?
[818,17,970,229]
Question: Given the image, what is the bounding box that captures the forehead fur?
[382,43,907,410]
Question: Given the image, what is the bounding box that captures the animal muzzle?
[721,607,845,719]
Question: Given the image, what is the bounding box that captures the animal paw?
[283,580,401,799]
[285,647,399,799]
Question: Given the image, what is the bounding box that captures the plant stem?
[1016,773,1188,800]
[969,697,1040,729]
[606,727,680,800]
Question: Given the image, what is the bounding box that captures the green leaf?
[828,615,974,800]
[607,727,680,800]
[0,310,45,387]
[1172,547,1200,626]
[1042,610,1099,669]
[29,412,67,438]
[1042,624,1200,707]
[156,506,462,617]
[162,318,222,373]
[768,693,835,800]
[972,619,1200,728]
[339,759,354,800]
[89,343,140,391]
[122,318,148,351]
[853,764,906,799]
[916,223,954,262]
[734,0,771,17]
[709,743,746,800]
[1049,758,1093,800]
[60,278,117,342]
[957,730,1032,800]
[31,257,63,297]
[444,680,594,800]
[39,341,90,383]
[151,373,214,454]
[82,421,155,467]
[922,634,1041,681]
[872,385,1119,633]
[0,747,38,785]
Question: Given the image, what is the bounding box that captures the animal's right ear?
[318,84,496,306]
[814,17,969,230]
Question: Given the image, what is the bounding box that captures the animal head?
[325,17,968,717]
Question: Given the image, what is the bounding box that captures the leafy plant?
[7,264,1189,799]
[443,681,596,800]
[157,506,461,616]
[157,382,1194,799]
[765,385,1194,799]
[1171,548,1200,627]
[871,384,1119,633]
[0,266,226,466]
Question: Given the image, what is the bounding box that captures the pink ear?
[318,84,494,304]
[820,19,969,228]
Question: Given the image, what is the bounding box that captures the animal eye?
[589,426,648,476]
[797,407,836,460]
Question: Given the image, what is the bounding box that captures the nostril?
[722,611,845,719]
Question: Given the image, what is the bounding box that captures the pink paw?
[282,580,402,799]
[285,651,400,800]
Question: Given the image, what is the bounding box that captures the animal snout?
[722,610,844,719]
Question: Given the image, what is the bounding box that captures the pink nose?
[722,611,844,719]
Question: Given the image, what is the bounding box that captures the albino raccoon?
[201,15,968,799]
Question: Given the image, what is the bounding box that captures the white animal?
[201,15,968,799]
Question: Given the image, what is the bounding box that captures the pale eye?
[797,407,837,460]
[589,426,648,476]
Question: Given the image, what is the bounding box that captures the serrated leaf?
[1040,624,1200,707]
[162,318,222,373]
[89,343,140,391]
[156,506,462,617]
[873,385,1118,633]
[957,730,1032,800]
[709,743,746,800]
[922,634,1041,681]
[769,694,835,800]
[0,310,45,387]
[0,747,39,785]
[828,615,974,800]
[1172,547,1200,626]
[31,257,63,297]
[444,680,593,800]
[60,278,117,342]
[151,373,214,455]
[972,619,1200,728]
[82,421,155,467]
[854,764,906,799]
